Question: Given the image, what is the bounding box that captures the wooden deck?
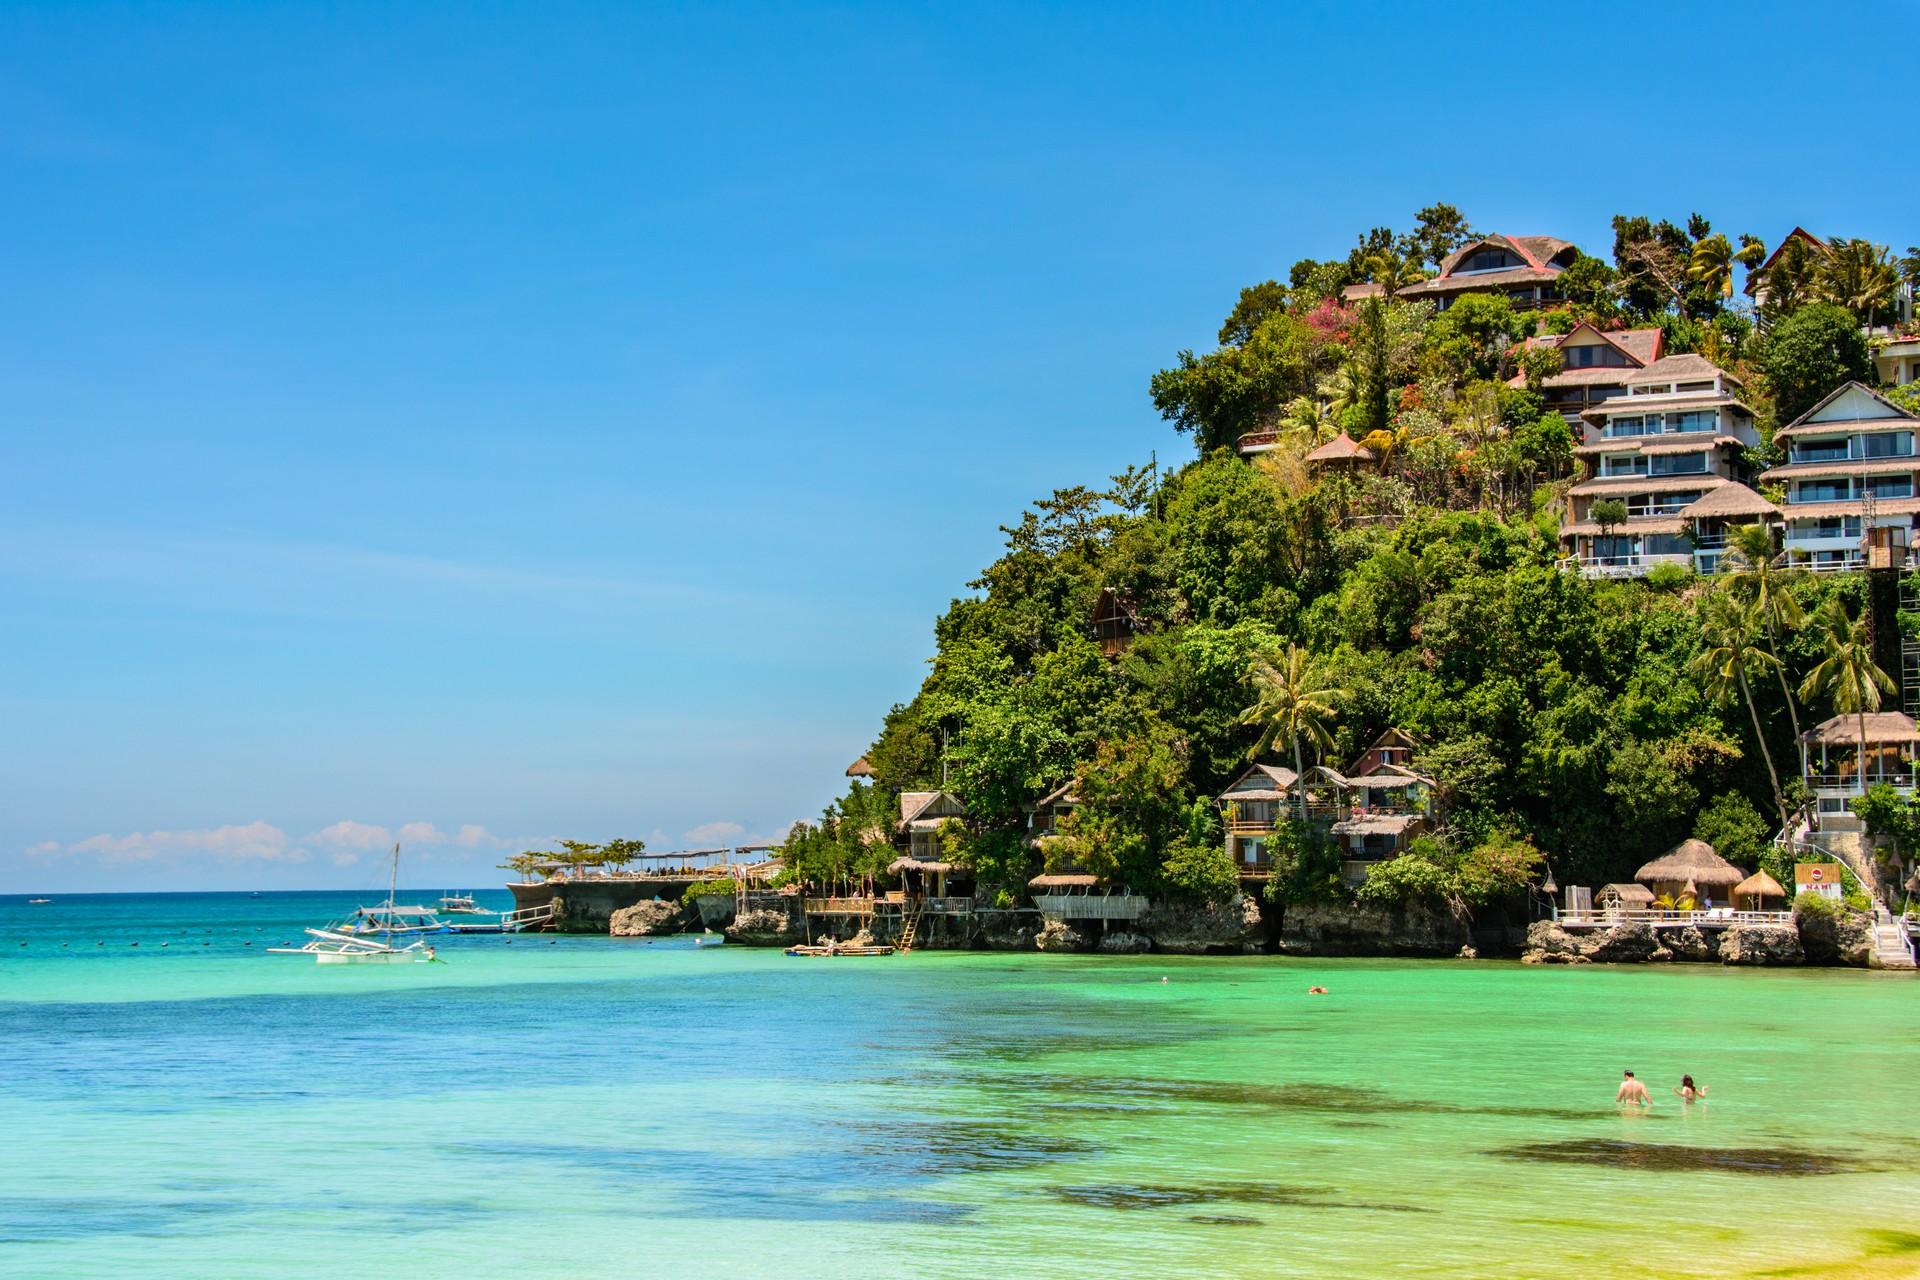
[1555,908,1792,931]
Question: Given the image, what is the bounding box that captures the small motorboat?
[436,892,493,915]
[27,898,51,905]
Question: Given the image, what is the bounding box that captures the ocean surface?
[2,891,1917,1280]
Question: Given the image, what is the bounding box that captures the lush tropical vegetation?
[794,207,1916,912]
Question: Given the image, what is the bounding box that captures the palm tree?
[1818,239,1901,331]
[1799,597,1897,790]
[1692,591,1791,831]
[1362,248,1426,303]
[1721,523,1806,743]
[1688,233,1768,303]
[1240,645,1347,823]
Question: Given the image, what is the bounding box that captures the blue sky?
[3,1,1914,892]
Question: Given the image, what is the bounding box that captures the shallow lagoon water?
[3,892,1918,1279]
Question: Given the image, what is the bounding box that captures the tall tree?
[1688,232,1767,304]
[1691,591,1791,831]
[1722,522,1806,743]
[1799,597,1897,791]
[1818,239,1901,331]
[1402,203,1477,272]
[1240,645,1347,822]
[1763,302,1875,423]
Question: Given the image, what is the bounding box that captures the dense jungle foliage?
[785,206,1920,909]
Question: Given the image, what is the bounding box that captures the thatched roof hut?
[1733,869,1787,909]
[1304,433,1377,466]
[1596,882,1655,909]
[1635,838,1747,899]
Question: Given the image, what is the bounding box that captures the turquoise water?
[4,893,1918,1279]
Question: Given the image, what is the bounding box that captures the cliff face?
[1278,900,1473,957]
[1138,896,1264,955]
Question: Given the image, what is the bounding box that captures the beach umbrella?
[1734,869,1786,911]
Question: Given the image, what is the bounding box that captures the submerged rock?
[608,899,681,937]
[1719,923,1804,966]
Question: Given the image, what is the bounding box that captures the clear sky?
[3,1,1915,893]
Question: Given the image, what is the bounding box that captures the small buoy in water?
[243,941,251,947]
[130,942,139,947]
[161,942,168,948]
[548,939,556,945]
[202,941,209,946]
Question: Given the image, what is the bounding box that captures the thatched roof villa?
[1634,838,1747,906]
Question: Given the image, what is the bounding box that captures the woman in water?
[1673,1074,1707,1102]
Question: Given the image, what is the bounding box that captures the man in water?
[1616,1070,1651,1106]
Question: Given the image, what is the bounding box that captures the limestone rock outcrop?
[608,899,681,937]
[1718,923,1804,966]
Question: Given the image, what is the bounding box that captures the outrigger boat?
[435,892,493,916]
[270,929,435,964]
[271,844,443,964]
[785,942,895,957]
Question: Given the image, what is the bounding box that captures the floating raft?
[784,944,895,958]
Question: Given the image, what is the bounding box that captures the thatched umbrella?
[1733,869,1786,912]
[1635,838,1748,905]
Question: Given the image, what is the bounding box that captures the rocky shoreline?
[574,889,1898,969]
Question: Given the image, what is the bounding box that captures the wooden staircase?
[897,906,922,954]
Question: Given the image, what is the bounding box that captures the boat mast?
[387,843,400,935]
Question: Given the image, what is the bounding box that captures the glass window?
[1793,439,1850,463]
[1650,453,1708,476]
[1863,432,1914,458]
[1868,475,1913,498]
[1795,481,1854,503]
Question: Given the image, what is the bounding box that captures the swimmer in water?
[1673,1074,1707,1102]
[1307,986,1328,995]
[1616,1070,1651,1106]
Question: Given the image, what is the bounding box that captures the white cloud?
[683,820,745,846]
[25,841,59,856]
[396,821,446,845]
[309,820,395,852]
[454,824,495,848]
[51,822,302,864]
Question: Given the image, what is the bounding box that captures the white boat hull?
[316,948,431,964]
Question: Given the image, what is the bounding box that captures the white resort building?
[1517,322,1665,422]
[1560,354,1776,576]
[1762,382,1920,572]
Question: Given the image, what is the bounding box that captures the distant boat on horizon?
[27,898,50,905]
